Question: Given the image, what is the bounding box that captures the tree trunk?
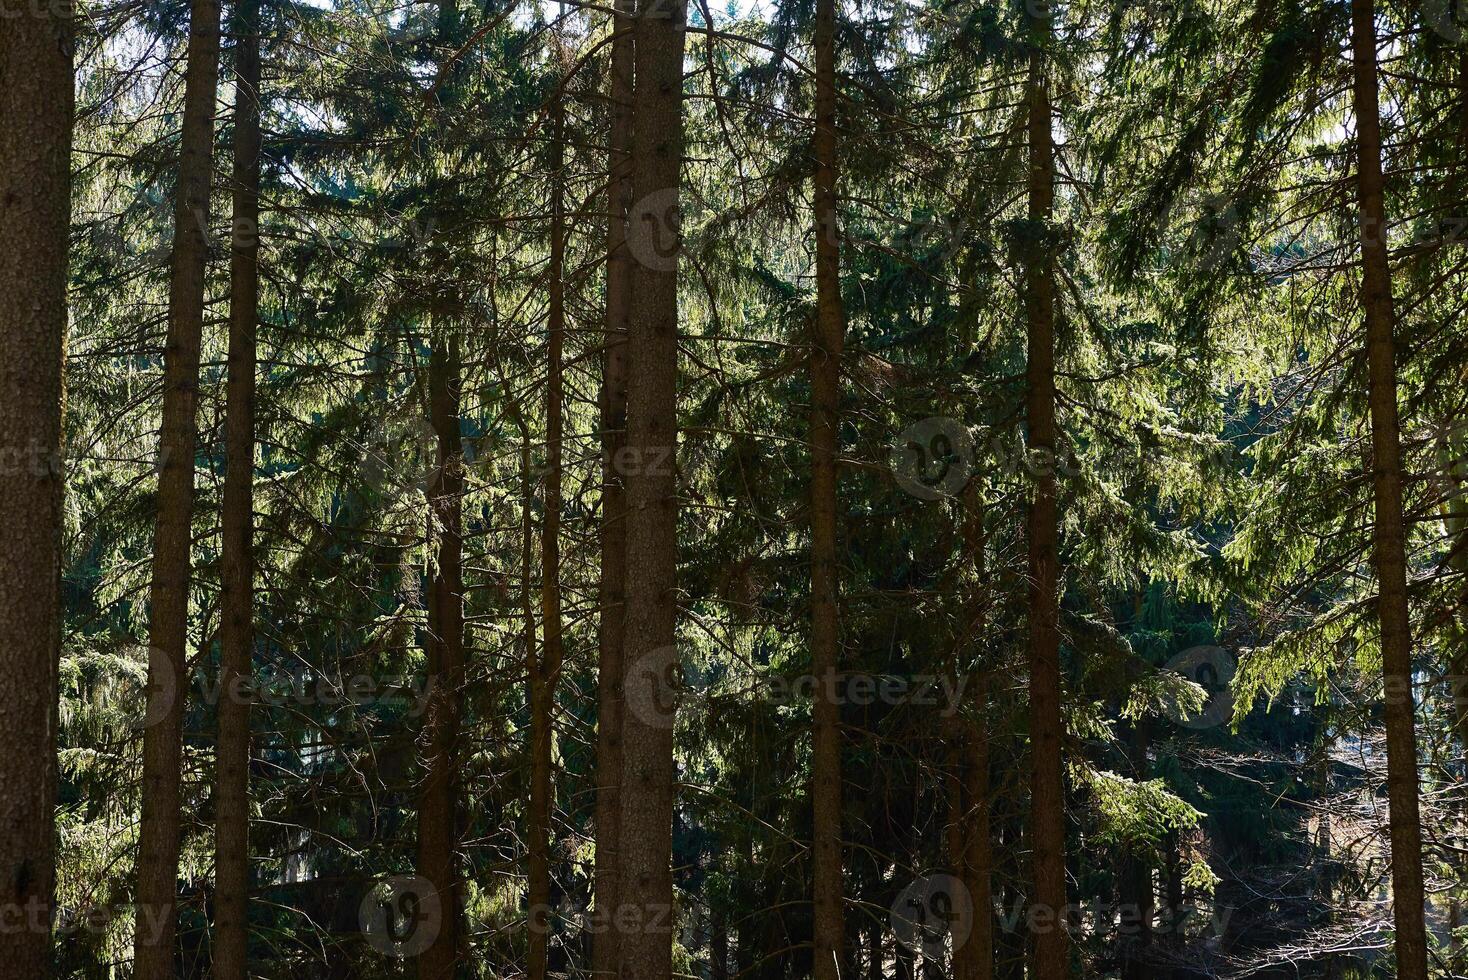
[213,2,262,975]
[416,332,465,980]
[1118,723,1151,980]
[1163,832,1183,944]
[809,0,846,974]
[616,0,686,971]
[136,0,222,972]
[529,66,568,980]
[593,0,634,971]
[0,6,72,977]
[953,484,992,980]
[1347,1,1430,975]
[1023,6,1068,979]
[711,914,729,980]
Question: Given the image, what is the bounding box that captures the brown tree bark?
[1347,1,1430,975]
[616,0,686,971]
[416,332,465,980]
[136,0,222,973]
[711,915,729,980]
[0,4,72,976]
[212,3,262,976]
[1022,7,1068,978]
[1117,722,1152,980]
[592,0,634,973]
[528,62,568,980]
[809,0,846,973]
[951,484,992,980]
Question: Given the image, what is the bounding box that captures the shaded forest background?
[3,0,1468,976]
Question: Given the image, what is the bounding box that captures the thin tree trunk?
[136,0,222,972]
[616,0,686,971]
[1023,6,1068,978]
[962,705,993,980]
[1347,1,1430,975]
[1118,722,1151,980]
[416,332,465,980]
[711,914,729,980]
[213,2,262,975]
[809,0,845,973]
[528,63,568,980]
[1163,833,1183,944]
[953,484,992,980]
[0,5,72,977]
[592,0,634,971]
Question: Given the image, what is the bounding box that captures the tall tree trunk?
[809,0,846,974]
[0,5,72,977]
[711,914,729,980]
[593,0,634,972]
[416,331,465,980]
[1117,722,1151,980]
[529,64,568,980]
[1348,1,1430,975]
[1023,6,1068,978]
[1163,833,1183,944]
[136,0,222,973]
[616,0,686,972]
[213,2,262,975]
[952,484,992,980]
[1021,3,1068,974]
